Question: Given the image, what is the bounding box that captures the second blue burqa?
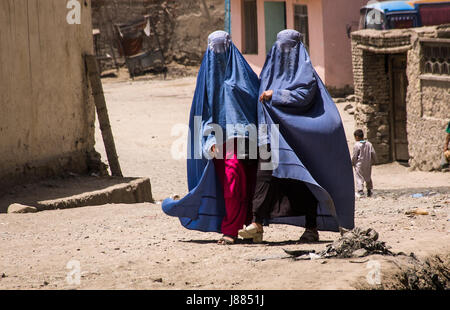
[162,31,260,232]
[259,30,355,231]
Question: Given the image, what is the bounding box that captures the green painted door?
[264,1,286,53]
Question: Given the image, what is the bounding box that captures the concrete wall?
[352,26,450,171]
[322,0,366,89]
[0,0,96,188]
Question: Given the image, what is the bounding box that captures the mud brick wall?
[351,40,392,164]
[355,33,411,49]
[406,31,450,171]
[352,27,450,171]
[91,0,225,68]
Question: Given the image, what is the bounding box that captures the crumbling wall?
[351,39,392,164]
[91,0,225,67]
[352,27,450,170]
[0,0,96,188]
[406,29,450,171]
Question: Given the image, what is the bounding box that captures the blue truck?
[359,0,450,30]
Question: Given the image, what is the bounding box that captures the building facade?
[230,0,367,92]
[351,25,450,171]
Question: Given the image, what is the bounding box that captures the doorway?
[264,1,286,53]
[388,54,409,162]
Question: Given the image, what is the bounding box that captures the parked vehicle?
[359,0,450,30]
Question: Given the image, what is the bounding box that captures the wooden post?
[85,54,123,177]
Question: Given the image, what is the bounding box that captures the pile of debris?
[320,227,394,258]
[285,227,397,260]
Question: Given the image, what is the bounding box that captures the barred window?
[422,42,450,76]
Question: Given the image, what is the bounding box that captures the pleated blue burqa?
[259,30,355,231]
[162,31,260,232]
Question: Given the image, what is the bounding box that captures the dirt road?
[0,76,448,290]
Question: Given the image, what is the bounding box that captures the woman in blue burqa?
[162,31,260,245]
[238,29,355,243]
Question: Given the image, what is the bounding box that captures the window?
[387,14,416,29]
[294,5,309,50]
[264,1,286,53]
[422,42,450,76]
[242,0,258,54]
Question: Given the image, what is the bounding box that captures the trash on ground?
[405,208,429,216]
[411,191,439,198]
[283,249,316,257]
[319,227,394,259]
[284,228,399,260]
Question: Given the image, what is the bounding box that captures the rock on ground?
[7,204,37,214]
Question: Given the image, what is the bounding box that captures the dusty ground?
[0,75,448,290]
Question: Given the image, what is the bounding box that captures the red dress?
[212,140,256,237]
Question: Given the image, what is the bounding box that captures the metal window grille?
[422,42,450,76]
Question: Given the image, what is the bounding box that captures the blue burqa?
[162,31,260,233]
[260,30,355,231]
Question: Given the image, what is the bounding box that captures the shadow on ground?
[179,239,333,246]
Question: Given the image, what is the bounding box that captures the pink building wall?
[230,0,365,89]
[322,0,367,88]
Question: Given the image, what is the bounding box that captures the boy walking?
[352,129,377,197]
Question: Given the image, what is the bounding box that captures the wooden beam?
[85,54,123,177]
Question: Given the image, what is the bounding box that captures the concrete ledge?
[0,176,154,213]
[37,178,153,211]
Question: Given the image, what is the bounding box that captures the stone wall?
[351,26,450,170]
[405,29,450,171]
[351,38,393,163]
[91,0,225,68]
[0,0,97,189]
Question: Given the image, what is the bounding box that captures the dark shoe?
[367,189,372,197]
[299,228,319,243]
